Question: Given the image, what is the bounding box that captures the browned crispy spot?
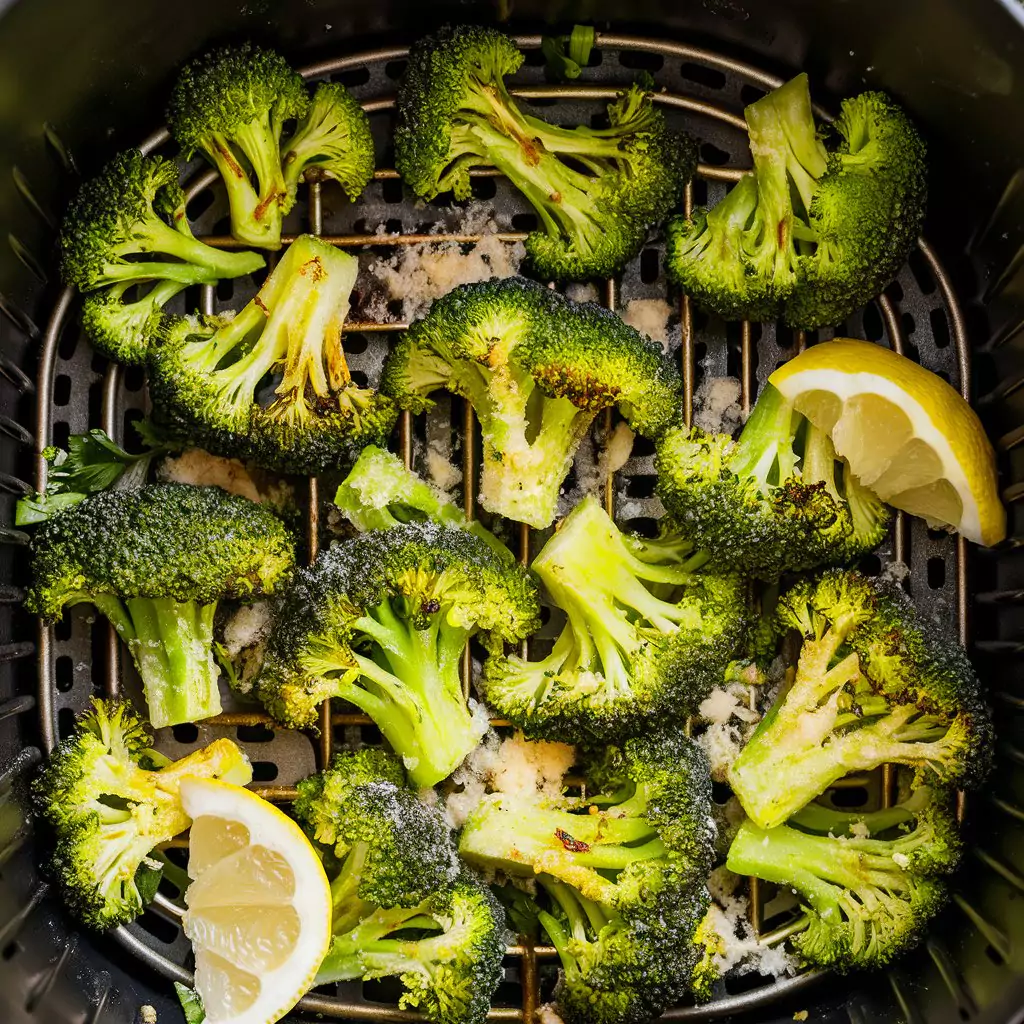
[555,828,590,853]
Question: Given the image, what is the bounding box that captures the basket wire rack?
[30,31,973,1022]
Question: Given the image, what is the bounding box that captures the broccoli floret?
[281,82,376,203]
[147,234,397,474]
[80,280,188,366]
[32,698,252,929]
[481,496,746,742]
[395,25,695,281]
[292,751,506,1024]
[729,570,993,829]
[333,445,512,561]
[25,484,295,728]
[256,521,539,786]
[726,786,960,971]
[381,277,683,528]
[655,383,889,578]
[459,731,714,1024]
[167,43,310,249]
[665,73,926,328]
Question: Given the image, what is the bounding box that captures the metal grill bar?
[31,34,973,1021]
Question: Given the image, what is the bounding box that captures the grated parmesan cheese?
[158,449,261,501]
[693,376,746,435]
[599,422,635,478]
[221,602,273,656]
[620,298,676,352]
[536,1004,567,1024]
[564,283,600,304]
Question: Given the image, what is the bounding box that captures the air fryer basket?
[1,2,1024,1023]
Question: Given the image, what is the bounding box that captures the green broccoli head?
[80,280,188,366]
[59,149,264,292]
[167,43,309,249]
[655,383,889,578]
[665,73,925,328]
[481,496,747,742]
[395,25,694,281]
[459,730,714,1024]
[147,234,397,474]
[333,445,513,562]
[727,786,960,971]
[25,484,295,728]
[257,521,539,786]
[381,277,683,528]
[32,698,251,929]
[281,82,376,202]
[729,569,993,829]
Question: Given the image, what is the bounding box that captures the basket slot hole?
[699,142,731,167]
[53,374,71,406]
[334,67,371,88]
[619,50,663,72]
[137,909,180,945]
[188,189,216,221]
[511,213,538,232]
[57,326,77,361]
[471,177,498,201]
[931,308,951,349]
[740,84,767,106]
[55,655,73,693]
[124,365,145,393]
[384,60,407,80]
[858,553,883,578]
[640,248,660,284]
[680,62,727,90]
[928,557,946,590]
[237,723,275,743]
[381,178,404,204]
[172,723,199,744]
[251,761,279,782]
[862,302,885,342]
[829,785,869,808]
[57,706,76,740]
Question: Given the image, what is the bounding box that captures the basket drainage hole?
[1,941,20,961]
[237,723,274,743]
[985,944,1007,967]
[251,761,278,782]
[172,723,199,744]
[928,557,946,590]
[830,786,869,808]
[55,655,74,693]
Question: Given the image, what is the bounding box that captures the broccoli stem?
[730,384,799,486]
[92,594,222,729]
[334,600,480,787]
[107,207,264,284]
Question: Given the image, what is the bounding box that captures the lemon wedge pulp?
[769,338,1005,546]
[179,778,331,1024]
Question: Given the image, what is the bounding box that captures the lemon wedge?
[179,778,331,1024]
[769,338,1005,546]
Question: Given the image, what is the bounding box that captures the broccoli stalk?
[80,280,189,366]
[32,698,252,929]
[728,570,992,829]
[147,233,397,474]
[26,484,296,729]
[481,495,746,742]
[726,788,960,970]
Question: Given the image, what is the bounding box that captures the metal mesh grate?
[32,33,973,1021]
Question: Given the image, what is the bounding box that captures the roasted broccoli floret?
[293,750,506,1024]
[59,150,264,363]
[32,698,252,929]
[395,25,695,281]
[727,786,960,970]
[481,496,746,742]
[333,444,512,561]
[281,82,376,203]
[460,731,714,1024]
[256,521,539,786]
[381,277,683,528]
[167,43,309,249]
[25,484,295,728]
[665,73,926,328]
[729,570,993,828]
[655,383,889,578]
[147,233,397,474]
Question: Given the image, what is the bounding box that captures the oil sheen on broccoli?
[256,521,539,787]
[729,569,992,828]
[727,786,960,971]
[481,496,747,742]
[665,73,926,328]
[25,484,296,728]
[60,149,265,364]
[395,25,695,281]
[293,749,506,1024]
[381,277,683,528]
[655,382,889,578]
[32,698,252,929]
[147,233,397,474]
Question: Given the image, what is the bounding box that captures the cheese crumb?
[564,283,600,304]
[158,449,261,501]
[693,376,746,435]
[599,422,635,478]
[849,820,871,840]
[620,298,675,351]
[892,851,910,868]
[425,438,462,496]
[536,1004,567,1024]
[140,1007,158,1024]
[794,1011,809,1021]
[221,602,273,656]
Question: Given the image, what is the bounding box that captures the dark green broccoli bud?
[726,786,960,971]
[147,234,397,474]
[481,496,747,742]
[167,43,309,249]
[59,149,264,295]
[333,445,512,562]
[32,698,252,929]
[294,752,506,1024]
[25,484,296,728]
[256,521,539,786]
[294,750,459,909]
[281,82,375,202]
[381,277,683,528]
[80,280,188,365]
[15,427,177,526]
[729,569,993,828]
[460,731,714,1024]
[665,74,926,328]
[655,383,889,578]
[395,25,695,281]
